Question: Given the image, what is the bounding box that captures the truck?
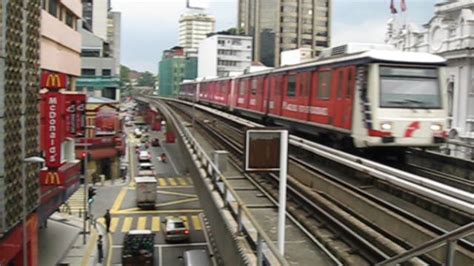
[122,230,155,266]
[134,176,157,209]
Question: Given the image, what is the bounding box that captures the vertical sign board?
[42,92,65,168]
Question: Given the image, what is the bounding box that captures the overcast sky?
[111,0,436,73]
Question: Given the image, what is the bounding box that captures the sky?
[111,0,436,73]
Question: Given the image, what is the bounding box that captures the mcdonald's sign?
[40,72,67,90]
[40,170,63,186]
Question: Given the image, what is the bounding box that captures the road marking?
[152,217,161,232]
[158,178,167,186]
[110,218,119,233]
[168,178,178,186]
[162,144,181,175]
[111,187,127,212]
[156,190,197,198]
[106,228,113,266]
[115,208,203,215]
[155,198,198,207]
[180,216,189,228]
[177,177,187,186]
[192,215,202,231]
[137,217,147,230]
[111,242,208,248]
[122,217,133,232]
[81,227,97,266]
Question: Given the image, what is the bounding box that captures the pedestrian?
[103,209,111,233]
[97,235,104,263]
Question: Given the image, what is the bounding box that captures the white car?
[138,151,151,162]
[138,162,154,176]
[134,128,142,138]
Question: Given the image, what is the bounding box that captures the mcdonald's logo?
[41,72,67,90]
[44,172,61,185]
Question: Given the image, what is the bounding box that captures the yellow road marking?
[110,218,119,232]
[137,217,147,230]
[156,190,197,198]
[81,227,97,266]
[122,217,133,232]
[152,217,161,232]
[158,178,167,186]
[115,208,203,215]
[168,178,178,186]
[111,187,127,212]
[192,215,202,230]
[177,177,187,186]
[106,229,113,266]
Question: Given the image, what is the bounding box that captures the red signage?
[76,94,86,136]
[39,170,64,186]
[42,92,65,168]
[40,72,67,90]
[65,97,76,137]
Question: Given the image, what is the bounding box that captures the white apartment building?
[198,34,252,78]
[179,13,215,55]
[386,0,474,158]
[82,0,109,40]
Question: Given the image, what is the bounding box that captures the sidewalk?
[39,212,108,266]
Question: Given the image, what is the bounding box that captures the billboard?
[95,106,119,135]
[187,0,209,9]
[41,92,66,168]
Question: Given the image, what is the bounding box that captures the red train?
[179,44,448,149]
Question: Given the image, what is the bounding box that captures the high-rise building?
[238,0,331,67]
[40,0,82,89]
[159,46,197,97]
[0,0,42,264]
[82,0,109,40]
[107,11,122,75]
[179,13,216,55]
[198,34,252,78]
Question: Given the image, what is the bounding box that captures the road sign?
[245,128,287,172]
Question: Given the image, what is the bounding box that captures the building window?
[318,71,331,100]
[48,0,58,17]
[102,69,112,76]
[66,11,75,29]
[81,49,100,57]
[81,68,96,76]
[287,75,296,97]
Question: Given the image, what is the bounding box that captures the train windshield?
[379,66,441,109]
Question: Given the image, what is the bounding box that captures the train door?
[282,72,300,120]
[309,69,333,125]
[268,75,283,117]
[333,68,346,128]
[236,79,248,110]
[298,71,312,121]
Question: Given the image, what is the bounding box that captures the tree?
[137,71,155,87]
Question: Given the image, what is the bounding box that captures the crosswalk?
[60,187,85,216]
[96,215,203,233]
[130,177,193,187]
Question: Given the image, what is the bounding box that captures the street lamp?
[22,156,45,266]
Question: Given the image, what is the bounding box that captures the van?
[183,249,211,266]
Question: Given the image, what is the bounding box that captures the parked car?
[138,151,151,162]
[151,138,160,147]
[163,217,189,242]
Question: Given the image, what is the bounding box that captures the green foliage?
[137,71,155,87]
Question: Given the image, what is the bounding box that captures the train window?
[251,79,258,95]
[347,69,353,99]
[239,80,246,95]
[287,75,297,97]
[337,71,344,98]
[317,71,331,100]
[300,73,311,97]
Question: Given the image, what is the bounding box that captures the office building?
[238,0,331,67]
[159,46,197,97]
[108,11,122,75]
[0,0,42,264]
[386,0,474,159]
[198,34,252,78]
[82,0,109,40]
[179,13,216,55]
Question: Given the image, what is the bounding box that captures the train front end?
[352,51,448,148]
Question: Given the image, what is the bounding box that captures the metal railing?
[155,99,289,266]
[376,222,474,266]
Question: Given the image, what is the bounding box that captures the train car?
[179,43,448,149]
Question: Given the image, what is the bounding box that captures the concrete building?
[78,0,121,101]
[198,34,252,78]
[41,0,82,89]
[159,46,198,96]
[179,13,215,55]
[108,11,121,75]
[238,0,331,67]
[82,0,109,40]
[386,0,474,158]
[0,1,42,264]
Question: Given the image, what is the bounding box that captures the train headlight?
[380,122,392,131]
[430,123,442,131]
